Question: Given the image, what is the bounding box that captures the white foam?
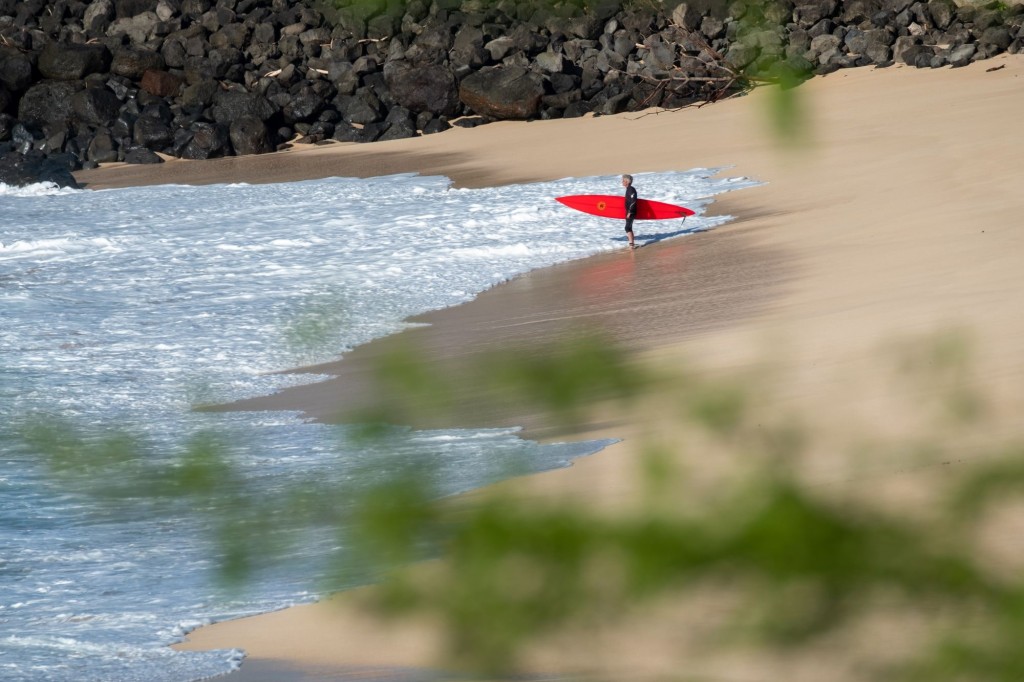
[0,182,80,197]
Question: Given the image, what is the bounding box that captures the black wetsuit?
[624,184,638,233]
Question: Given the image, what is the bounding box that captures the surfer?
[622,174,638,249]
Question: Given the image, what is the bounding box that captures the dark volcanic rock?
[378,106,416,140]
[229,115,272,155]
[0,50,35,93]
[181,121,229,159]
[458,66,545,119]
[38,42,111,81]
[18,81,80,127]
[0,151,80,188]
[210,89,279,124]
[140,70,184,97]
[115,0,158,20]
[133,115,173,149]
[123,146,164,163]
[0,114,13,142]
[87,130,120,163]
[383,61,460,117]
[111,46,166,80]
[71,87,122,125]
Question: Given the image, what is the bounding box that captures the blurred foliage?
[15,327,1024,680]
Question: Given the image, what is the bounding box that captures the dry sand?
[77,55,1024,680]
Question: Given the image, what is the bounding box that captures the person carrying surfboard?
[622,174,638,249]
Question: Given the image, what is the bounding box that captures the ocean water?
[0,169,758,681]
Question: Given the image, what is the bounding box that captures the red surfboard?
[556,194,695,220]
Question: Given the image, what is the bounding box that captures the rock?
[0,114,13,142]
[459,65,545,119]
[229,115,272,154]
[421,116,451,135]
[0,151,81,188]
[327,61,359,95]
[87,130,119,162]
[71,86,121,125]
[671,3,703,31]
[378,106,416,141]
[181,79,219,109]
[0,50,35,92]
[111,46,165,79]
[451,26,487,69]
[980,26,1013,51]
[18,81,80,128]
[282,84,326,123]
[535,50,565,73]
[724,42,759,69]
[331,121,368,142]
[211,23,251,50]
[84,0,116,32]
[114,0,157,19]
[123,146,163,163]
[133,115,173,149]
[928,0,956,30]
[892,34,919,63]
[484,36,515,61]
[140,69,183,96]
[335,92,384,124]
[382,61,460,117]
[181,121,229,159]
[903,44,935,66]
[38,42,112,80]
[210,89,279,123]
[794,0,839,29]
[948,42,975,67]
[107,11,161,45]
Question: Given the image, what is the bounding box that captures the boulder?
[123,146,164,163]
[140,69,184,97]
[181,121,229,159]
[18,81,80,127]
[0,151,81,188]
[114,0,157,19]
[107,12,161,46]
[84,0,116,32]
[450,26,487,69]
[383,61,460,117]
[133,115,173,149]
[459,66,545,119]
[928,0,956,30]
[229,115,272,155]
[0,50,35,92]
[211,23,251,50]
[794,0,839,29]
[210,89,279,123]
[38,42,112,80]
[378,106,416,141]
[181,79,219,109]
[111,46,165,79]
[71,87,122,125]
[87,130,119,163]
[335,92,385,124]
[980,26,1013,51]
[948,43,976,67]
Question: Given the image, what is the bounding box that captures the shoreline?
[79,56,1024,679]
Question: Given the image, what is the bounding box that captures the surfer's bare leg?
[625,217,635,248]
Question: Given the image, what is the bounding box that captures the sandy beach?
[75,55,1024,680]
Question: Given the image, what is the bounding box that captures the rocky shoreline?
[1,0,1021,188]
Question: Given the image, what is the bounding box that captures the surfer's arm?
[624,188,638,217]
